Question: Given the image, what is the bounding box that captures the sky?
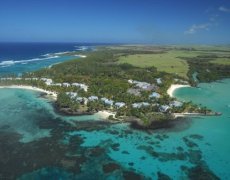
[0,0,230,44]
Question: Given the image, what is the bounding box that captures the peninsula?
[1,45,229,129]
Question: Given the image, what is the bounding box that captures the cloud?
[185,5,229,35]
[185,11,220,35]
[209,14,219,22]
[184,23,211,34]
[219,6,230,13]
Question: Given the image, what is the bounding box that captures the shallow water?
[173,79,230,178]
[0,89,100,143]
[1,79,230,179]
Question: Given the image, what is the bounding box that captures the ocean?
[0,42,94,75]
[0,43,229,179]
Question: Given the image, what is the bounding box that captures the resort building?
[156,78,162,84]
[115,102,126,108]
[101,98,114,106]
[72,83,88,91]
[88,96,99,101]
[170,101,183,107]
[132,102,150,108]
[127,88,141,96]
[62,83,70,87]
[160,105,170,112]
[41,78,53,86]
[76,97,88,105]
[66,92,78,99]
[52,83,62,86]
[149,92,161,99]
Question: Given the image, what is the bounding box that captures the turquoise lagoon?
[0,79,230,179]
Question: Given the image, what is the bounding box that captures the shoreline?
[0,85,57,100]
[167,84,191,97]
[0,85,116,120]
[95,110,116,119]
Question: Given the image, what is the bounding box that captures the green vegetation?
[1,45,229,128]
[184,54,230,83]
[118,51,191,78]
[211,58,230,65]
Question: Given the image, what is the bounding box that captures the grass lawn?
[211,58,230,65]
[118,50,195,78]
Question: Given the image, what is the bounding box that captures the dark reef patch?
[111,143,120,151]
[87,146,105,157]
[103,163,121,173]
[123,170,144,180]
[183,137,199,148]
[189,134,204,141]
[157,171,172,180]
[0,102,219,180]
[0,125,11,130]
[187,150,203,164]
[176,146,184,152]
[0,131,70,179]
[137,145,187,162]
[0,117,149,179]
[106,129,120,135]
[130,117,192,132]
[122,150,130,154]
[128,162,134,166]
[182,165,220,180]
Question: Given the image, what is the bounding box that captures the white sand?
[0,85,57,100]
[167,84,190,97]
[173,113,203,118]
[74,55,87,58]
[95,110,116,119]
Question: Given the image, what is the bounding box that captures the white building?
[40,78,53,86]
[149,92,161,99]
[52,83,62,86]
[75,97,88,105]
[128,79,134,84]
[170,101,183,107]
[101,98,114,106]
[45,79,53,85]
[160,105,170,112]
[88,96,99,101]
[156,78,162,84]
[115,102,126,108]
[62,83,70,87]
[72,83,88,92]
[128,79,154,90]
[132,102,150,108]
[66,92,78,99]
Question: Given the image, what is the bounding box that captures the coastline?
[0,85,57,100]
[167,84,190,97]
[0,85,116,120]
[95,110,116,119]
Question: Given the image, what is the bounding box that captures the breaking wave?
[42,51,70,57]
[0,55,59,67]
[75,46,89,51]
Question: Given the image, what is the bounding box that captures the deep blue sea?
[0,42,94,75]
[0,43,229,179]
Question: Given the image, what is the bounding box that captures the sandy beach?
[74,54,87,58]
[0,85,57,100]
[95,110,116,119]
[167,84,190,97]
